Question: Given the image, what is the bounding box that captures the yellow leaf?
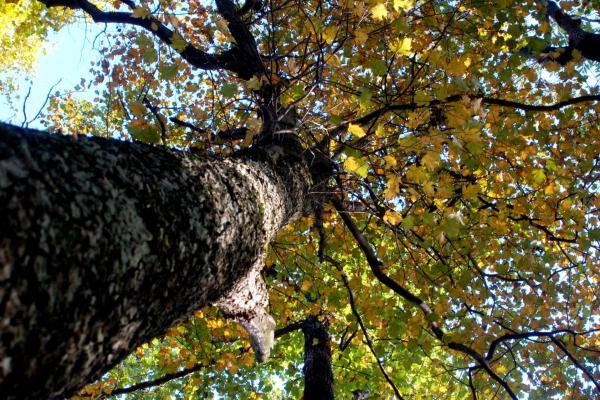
[384,175,401,200]
[322,26,337,44]
[393,0,414,11]
[383,210,403,225]
[421,151,440,170]
[354,30,368,45]
[301,280,312,291]
[463,184,479,199]
[344,156,369,178]
[390,37,412,55]
[423,181,435,196]
[371,3,388,20]
[348,123,366,138]
[384,155,397,167]
[446,58,467,76]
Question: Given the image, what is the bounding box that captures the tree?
[1,0,599,399]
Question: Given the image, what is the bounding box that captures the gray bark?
[0,123,309,399]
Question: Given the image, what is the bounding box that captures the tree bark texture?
[0,123,309,399]
[546,1,600,64]
[302,316,334,400]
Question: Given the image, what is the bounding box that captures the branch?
[551,337,600,393]
[101,320,303,397]
[332,197,519,400]
[39,0,256,78]
[332,93,600,142]
[142,97,166,145]
[215,0,264,76]
[482,94,600,112]
[104,363,205,397]
[169,117,206,135]
[326,256,404,400]
[486,329,592,361]
[544,1,600,63]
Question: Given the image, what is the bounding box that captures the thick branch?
[544,1,600,63]
[301,316,335,400]
[39,0,257,79]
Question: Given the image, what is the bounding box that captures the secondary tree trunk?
[0,123,309,399]
[302,316,334,400]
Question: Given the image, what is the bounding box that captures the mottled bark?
[302,316,334,400]
[0,123,309,399]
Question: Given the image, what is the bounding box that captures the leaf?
[393,0,414,11]
[141,47,157,63]
[527,37,547,52]
[131,6,151,19]
[421,151,440,170]
[322,26,337,44]
[441,217,461,239]
[348,123,366,138]
[401,215,415,230]
[170,33,187,53]
[445,58,467,76]
[371,3,388,21]
[369,58,387,76]
[384,155,397,167]
[344,156,369,178]
[354,30,368,45]
[390,37,412,55]
[127,119,160,144]
[220,83,238,98]
[383,210,403,225]
[462,184,479,199]
[128,102,145,117]
[245,76,261,90]
[159,63,178,80]
[532,169,546,185]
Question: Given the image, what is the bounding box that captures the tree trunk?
[302,316,334,400]
[0,123,309,399]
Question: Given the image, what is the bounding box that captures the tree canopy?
[2,0,600,399]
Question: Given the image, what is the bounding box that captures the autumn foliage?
[2,0,600,398]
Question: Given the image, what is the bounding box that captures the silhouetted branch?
[332,197,519,400]
[40,0,257,78]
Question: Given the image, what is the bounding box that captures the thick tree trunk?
[0,123,309,399]
[302,316,334,400]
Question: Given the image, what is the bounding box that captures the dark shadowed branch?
[39,0,260,79]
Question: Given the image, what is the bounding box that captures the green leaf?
[532,169,546,184]
[159,63,178,80]
[402,215,415,230]
[368,58,387,76]
[527,37,547,52]
[220,83,238,98]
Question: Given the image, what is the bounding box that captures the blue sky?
[0,20,102,127]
